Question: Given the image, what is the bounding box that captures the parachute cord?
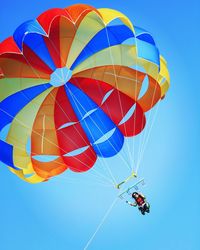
[88,166,116,185]
[99,157,118,185]
[2,14,132,185]
[136,101,161,174]
[90,79,131,184]
[19,36,119,169]
[93,76,135,174]
[135,66,161,175]
[13,20,132,185]
[137,83,158,161]
[104,24,133,167]
[83,196,118,250]
[16,55,99,166]
[128,35,138,174]
[2,10,133,185]
[65,87,119,185]
[66,86,132,172]
[0,108,116,185]
[3,61,118,185]
[19,89,97,164]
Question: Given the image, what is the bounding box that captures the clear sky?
[0,1,199,250]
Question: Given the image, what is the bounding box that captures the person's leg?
[139,206,145,215]
[145,203,150,213]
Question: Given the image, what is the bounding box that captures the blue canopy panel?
[64,82,98,118]
[0,140,18,169]
[13,19,56,71]
[13,19,46,50]
[65,83,124,157]
[0,83,51,131]
[134,26,156,45]
[70,24,134,70]
[136,38,160,67]
[136,33,156,45]
[134,26,160,68]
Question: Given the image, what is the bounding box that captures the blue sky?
[0,1,200,250]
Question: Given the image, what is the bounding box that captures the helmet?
[132,192,139,198]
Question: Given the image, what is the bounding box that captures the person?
[126,192,150,215]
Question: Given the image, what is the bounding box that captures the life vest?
[135,195,145,206]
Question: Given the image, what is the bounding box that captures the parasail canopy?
[0,4,170,183]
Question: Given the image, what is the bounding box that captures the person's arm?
[126,201,137,207]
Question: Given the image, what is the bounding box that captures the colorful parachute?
[0,4,170,183]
